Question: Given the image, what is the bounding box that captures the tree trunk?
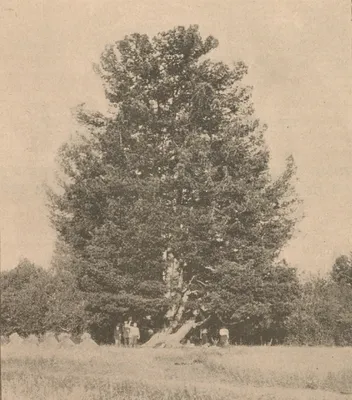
[143,319,196,348]
[143,249,197,348]
[162,248,187,323]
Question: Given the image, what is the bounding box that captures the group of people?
[114,318,230,347]
[200,326,230,347]
[114,318,141,347]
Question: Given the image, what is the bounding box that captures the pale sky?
[0,0,351,273]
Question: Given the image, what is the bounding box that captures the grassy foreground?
[1,344,352,399]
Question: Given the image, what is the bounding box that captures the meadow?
[1,343,352,399]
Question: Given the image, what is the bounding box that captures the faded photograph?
[0,1,351,399]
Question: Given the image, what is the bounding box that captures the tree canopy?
[48,25,301,342]
[0,259,87,337]
[331,253,352,286]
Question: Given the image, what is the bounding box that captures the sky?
[0,0,351,274]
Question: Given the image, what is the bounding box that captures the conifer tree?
[48,25,300,343]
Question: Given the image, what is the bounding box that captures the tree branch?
[195,279,208,287]
[195,315,212,327]
[59,326,70,332]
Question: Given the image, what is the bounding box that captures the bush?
[284,276,352,346]
[0,259,88,337]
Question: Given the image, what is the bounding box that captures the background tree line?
[1,26,350,345]
[1,252,351,345]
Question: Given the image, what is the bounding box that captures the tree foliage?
[48,25,301,342]
[0,259,51,336]
[331,253,352,286]
[285,273,352,346]
[0,258,87,337]
[204,260,300,344]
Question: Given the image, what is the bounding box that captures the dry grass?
[1,344,352,399]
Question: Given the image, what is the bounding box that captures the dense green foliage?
[0,259,51,336]
[331,253,352,286]
[0,259,87,337]
[1,253,351,345]
[205,260,300,344]
[45,25,301,342]
[285,254,352,346]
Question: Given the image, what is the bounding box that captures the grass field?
[1,344,352,399]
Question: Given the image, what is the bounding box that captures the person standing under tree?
[130,322,140,347]
[219,326,229,347]
[122,321,131,347]
[200,327,209,346]
[114,323,122,346]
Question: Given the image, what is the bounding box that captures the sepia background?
[0,0,350,272]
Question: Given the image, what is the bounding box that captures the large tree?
[48,25,300,344]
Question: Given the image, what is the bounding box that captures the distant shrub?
[0,259,88,337]
[284,276,352,346]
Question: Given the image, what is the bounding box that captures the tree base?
[142,320,197,348]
